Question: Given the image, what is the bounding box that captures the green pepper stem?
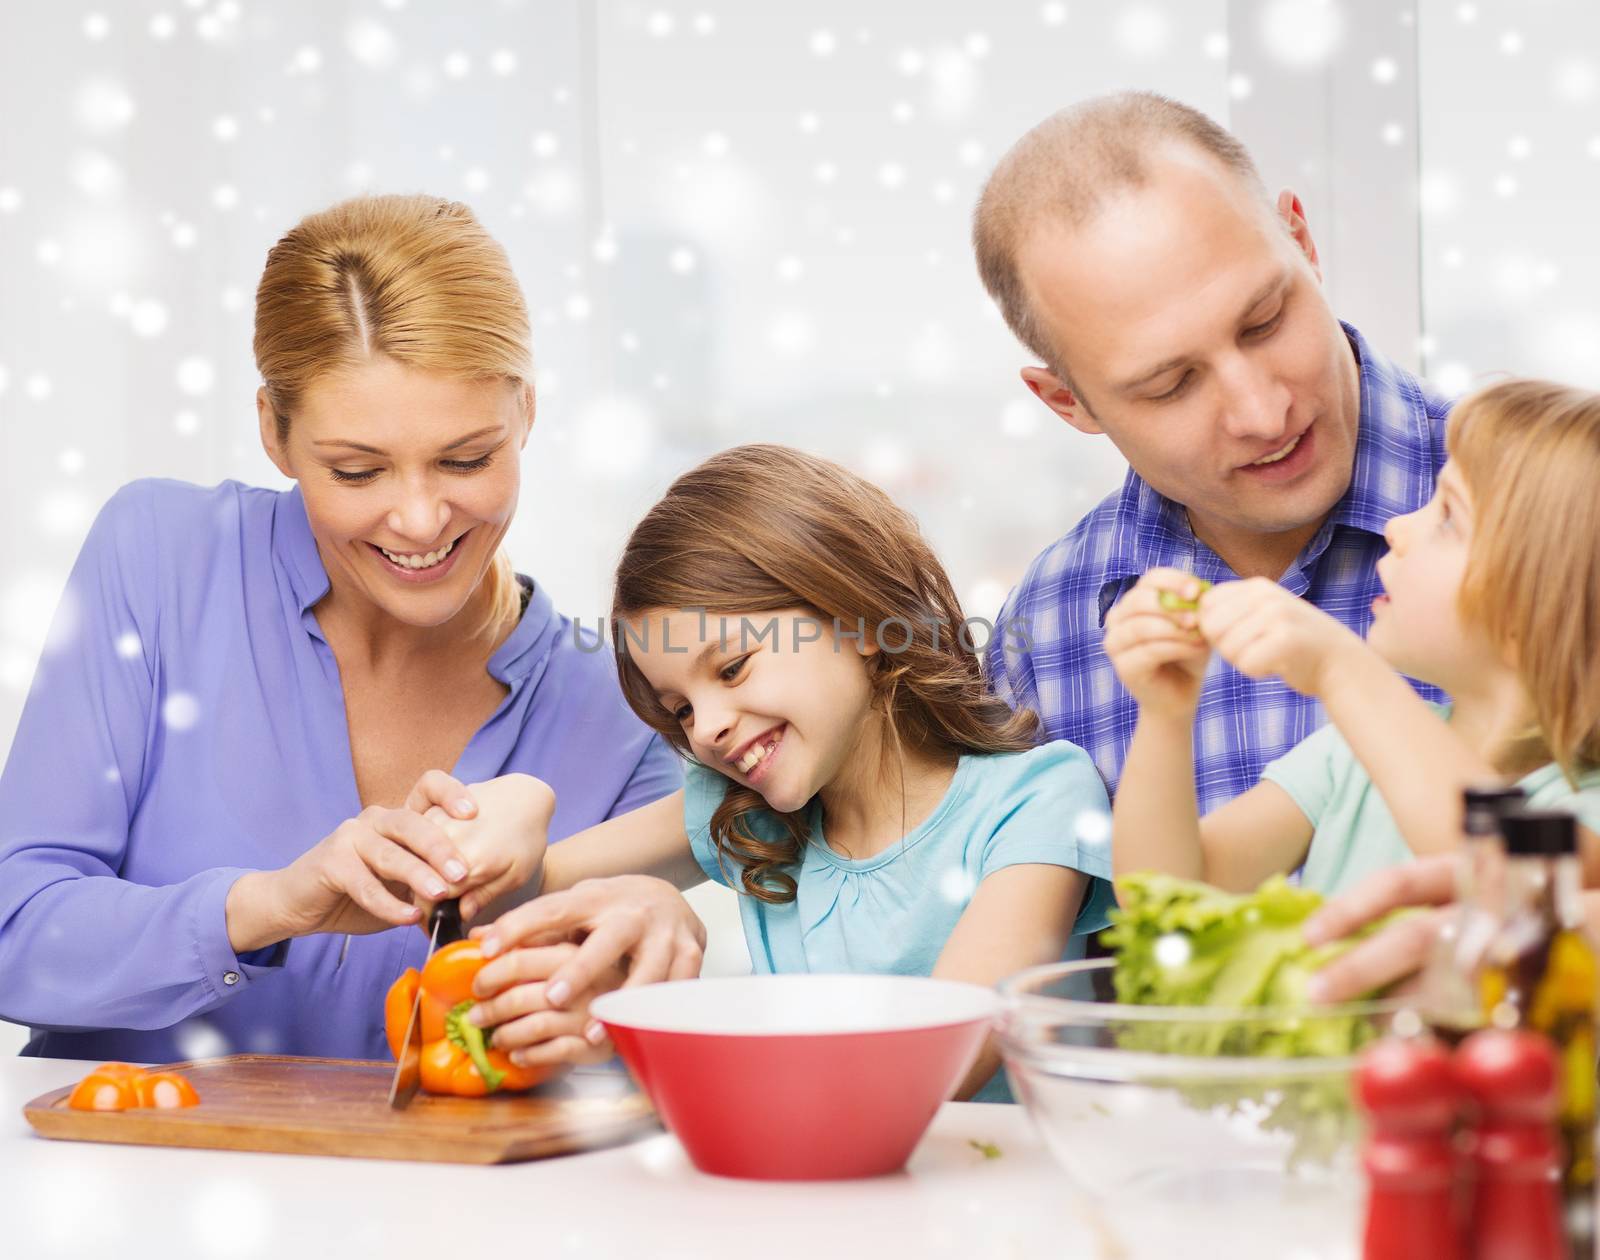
[446,1000,506,1092]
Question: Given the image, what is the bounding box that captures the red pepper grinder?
[1357,1035,1466,1260]
[1455,1027,1566,1260]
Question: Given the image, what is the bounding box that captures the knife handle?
[431,897,464,946]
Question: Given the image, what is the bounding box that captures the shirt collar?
[272,484,557,684]
[1094,320,1436,616]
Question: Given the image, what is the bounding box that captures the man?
[975,91,1450,812]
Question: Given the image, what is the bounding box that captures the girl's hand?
[465,942,626,1067]
[229,770,480,950]
[471,874,706,1017]
[1197,578,1364,698]
[417,773,556,923]
[1103,568,1212,717]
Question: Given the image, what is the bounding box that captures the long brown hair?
[1449,379,1600,782]
[612,444,1041,903]
[253,193,528,639]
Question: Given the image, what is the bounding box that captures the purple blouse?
[0,479,680,1062]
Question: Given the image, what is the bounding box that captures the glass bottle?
[1479,809,1598,1259]
[1416,784,1526,1045]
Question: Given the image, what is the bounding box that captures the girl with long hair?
[466,444,1114,1100]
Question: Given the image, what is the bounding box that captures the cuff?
[192,868,290,1007]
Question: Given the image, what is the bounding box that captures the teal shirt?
[683,740,1116,1101]
[1261,708,1600,896]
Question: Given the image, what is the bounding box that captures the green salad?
[1098,872,1405,1165]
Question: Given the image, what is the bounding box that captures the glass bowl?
[998,958,1399,1259]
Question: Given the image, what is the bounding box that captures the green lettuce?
[1098,872,1406,1165]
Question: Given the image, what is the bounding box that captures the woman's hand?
[1301,856,1456,1004]
[416,773,557,923]
[1103,568,1212,717]
[469,875,706,1046]
[1197,578,1365,698]
[227,770,480,952]
[465,943,626,1067]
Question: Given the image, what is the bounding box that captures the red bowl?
[591,974,999,1180]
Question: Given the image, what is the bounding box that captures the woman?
[0,194,692,1063]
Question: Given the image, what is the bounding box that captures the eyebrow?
[311,425,503,455]
[651,635,739,702]
[1114,275,1290,394]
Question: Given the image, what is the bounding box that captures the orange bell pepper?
[384,939,555,1096]
[67,1062,200,1111]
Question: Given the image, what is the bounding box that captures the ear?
[1276,189,1323,282]
[257,387,294,479]
[1019,366,1103,436]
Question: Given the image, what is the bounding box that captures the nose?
[386,478,451,545]
[1384,508,1416,552]
[691,696,737,758]
[1217,354,1292,443]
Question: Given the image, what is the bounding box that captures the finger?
[1305,912,1442,1004]
[365,807,469,886]
[486,1007,588,1053]
[542,916,646,1008]
[403,769,478,820]
[339,859,422,927]
[1138,567,1208,599]
[619,934,678,989]
[459,869,523,924]
[354,828,459,905]
[668,937,705,982]
[474,888,597,957]
[1302,855,1455,945]
[1109,640,1211,682]
[1104,611,1203,651]
[509,1033,607,1069]
[472,944,581,1000]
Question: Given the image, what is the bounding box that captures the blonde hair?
[1449,379,1600,782]
[973,91,1267,380]
[253,193,528,639]
[611,444,1041,904]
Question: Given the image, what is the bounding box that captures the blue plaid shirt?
[987,323,1452,815]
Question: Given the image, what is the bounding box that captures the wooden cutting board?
[23,1054,658,1165]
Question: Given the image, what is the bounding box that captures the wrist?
[226,869,291,954]
[1313,633,1379,699]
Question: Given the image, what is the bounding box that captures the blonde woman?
[1104,378,1600,896]
[0,195,690,1064]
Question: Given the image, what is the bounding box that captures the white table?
[3,1056,1104,1260]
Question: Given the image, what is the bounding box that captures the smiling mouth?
[733,725,785,774]
[373,534,462,571]
[1248,433,1302,467]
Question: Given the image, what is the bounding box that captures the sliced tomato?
[135,1072,200,1109]
[68,1063,146,1112]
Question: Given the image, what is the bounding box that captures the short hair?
[972,92,1267,378]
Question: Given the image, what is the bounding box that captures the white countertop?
[3,1056,1103,1260]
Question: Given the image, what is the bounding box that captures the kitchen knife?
[386,898,465,1110]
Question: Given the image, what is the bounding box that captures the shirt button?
[222,971,240,986]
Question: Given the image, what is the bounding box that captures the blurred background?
[2,0,1597,1052]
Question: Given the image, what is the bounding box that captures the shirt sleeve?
[681,760,736,887]
[0,483,284,1033]
[606,732,685,819]
[1257,721,1348,830]
[978,740,1117,935]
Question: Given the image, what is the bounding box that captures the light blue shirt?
[684,740,1116,1100]
[1262,705,1600,895]
[0,479,682,1063]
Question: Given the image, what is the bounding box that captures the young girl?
[1105,378,1600,896]
[461,444,1115,1100]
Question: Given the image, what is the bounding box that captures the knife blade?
[387,898,464,1109]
